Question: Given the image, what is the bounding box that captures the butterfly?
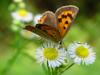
[24,5,79,43]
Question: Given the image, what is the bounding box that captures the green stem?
[54,68,58,75]
[42,63,48,75]
[47,61,51,75]
[22,52,36,62]
[58,63,75,75]
[51,68,57,75]
[51,68,53,75]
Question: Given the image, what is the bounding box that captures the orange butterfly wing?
[25,5,79,42]
[55,5,79,39]
[38,11,57,28]
[25,24,61,42]
[35,11,61,42]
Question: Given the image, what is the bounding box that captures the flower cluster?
[9,0,42,39]
[11,0,33,23]
[35,41,96,75]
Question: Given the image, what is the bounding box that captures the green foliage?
[0,0,100,75]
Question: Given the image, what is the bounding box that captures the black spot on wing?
[65,21,68,24]
[58,18,62,22]
[67,13,73,20]
[61,15,67,18]
[63,26,66,29]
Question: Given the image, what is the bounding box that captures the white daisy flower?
[12,9,33,22]
[34,14,42,24]
[67,42,96,65]
[36,42,66,68]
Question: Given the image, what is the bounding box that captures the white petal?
[74,57,82,64]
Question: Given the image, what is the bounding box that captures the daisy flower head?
[12,9,33,22]
[36,42,66,68]
[67,42,96,65]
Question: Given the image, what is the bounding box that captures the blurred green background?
[0,0,100,75]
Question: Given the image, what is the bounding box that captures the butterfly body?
[24,5,79,43]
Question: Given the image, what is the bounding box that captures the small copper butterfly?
[24,5,79,43]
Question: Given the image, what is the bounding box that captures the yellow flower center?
[76,46,89,58]
[18,9,27,17]
[43,48,58,60]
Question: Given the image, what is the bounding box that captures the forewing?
[55,5,79,38]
